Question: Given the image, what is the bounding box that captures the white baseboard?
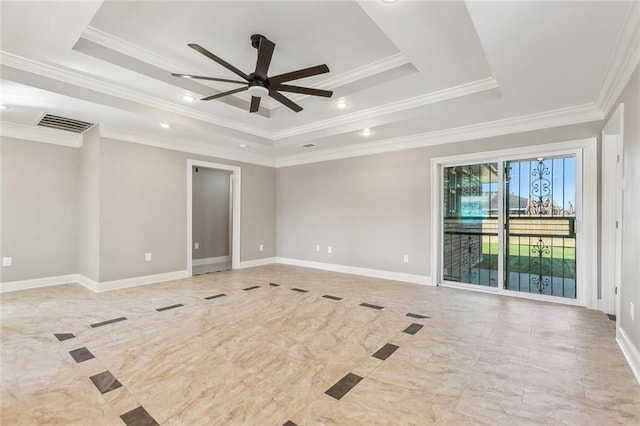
[275,257,432,286]
[193,256,230,266]
[96,270,188,292]
[238,257,277,269]
[617,327,640,385]
[76,274,99,292]
[0,274,78,293]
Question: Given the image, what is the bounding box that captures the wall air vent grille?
[37,114,94,133]
[302,144,315,148]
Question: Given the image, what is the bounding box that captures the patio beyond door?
[441,154,578,300]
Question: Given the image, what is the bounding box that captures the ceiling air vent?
[37,114,94,134]
[302,143,315,148]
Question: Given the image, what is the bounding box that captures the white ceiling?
[0,1,637,166]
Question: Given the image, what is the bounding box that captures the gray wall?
[0,137,79,282]
[611,64,640,351]
[98,138,276,281]
[192,167,231,260]
[78,127,100,281]
[277,122,601,277]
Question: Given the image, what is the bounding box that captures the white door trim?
[187,160,241,276]
[431,137,598,309]
[601,104,625,318]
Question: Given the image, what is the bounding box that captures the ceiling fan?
[172,34,333,113]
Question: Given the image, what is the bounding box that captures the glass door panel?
[504,156,577,298]
[442,163,499,287]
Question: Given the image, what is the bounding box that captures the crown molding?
[272,77,499,140]
[0,51,272,140]
[82,26,412,111]
[99,124,276,167]
[0,121,83,147]
[275,103,603,167]
[597,0,640,115]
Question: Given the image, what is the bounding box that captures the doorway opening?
[186,160,241,276]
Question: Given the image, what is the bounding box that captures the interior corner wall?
[98,137,276,282]
[78,126,100,281]
[610,64,640,351]
[192,167,231,260]
[276,121,601,278]
[0,136,79,283]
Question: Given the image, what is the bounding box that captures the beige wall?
[192,167,231,260]
[0,137,79,282]
[277,122,601,277]
[78,127,100,281]
[98,138,277,281]
[610,65,640,350]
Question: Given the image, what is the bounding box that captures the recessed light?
[381,0,399,3]
[160,123,172,129]
[0,105,7,110]
[361,128,372,136]
[334,101,349,110]
[183,94,195,102]
[240,144,248,148]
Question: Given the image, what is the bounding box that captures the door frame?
[431,137,598,308]
[601,103,625,319]
[187,159,241,276]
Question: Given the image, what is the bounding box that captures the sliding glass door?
[442,163,499,287]
[441,154,578,300]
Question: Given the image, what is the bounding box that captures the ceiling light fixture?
[381,0,399,3]
[247,82,269,98]
[240,144,248,148]
[0,105,7,110]
[361,128,372,136]
[334,101,349,110]
[160,123,172,129]
[183,94,195,102]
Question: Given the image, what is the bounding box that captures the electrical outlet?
[145,252,152,262]
[403,254,409,263]
[2,257,12,267]
[631,302,635,321]
[327,246,332,254]
[194,242,199,250]
[259,244,264,252]
[315,245,320,252]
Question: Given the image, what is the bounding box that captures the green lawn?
[477,242,576,279]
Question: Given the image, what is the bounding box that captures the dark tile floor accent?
[269,283,280,287]
[406,312,430,319]
[54,333,75,341]
[155,304,184,312]
[325,372,364,400]
[204,293,226,300]
[372,343,400,361]
[243,286,260,291]
[89,371,122,394]
[607,314,616,321]
[291,288,308,293]
[403,323,424,335]
[69,347,95,363]
[322,295,343,301]
[282,421,298,426]
[90,317,128,328]
[120,406,159,426]
[360,302,384,310]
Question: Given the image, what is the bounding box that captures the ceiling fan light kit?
[172,34,333,114]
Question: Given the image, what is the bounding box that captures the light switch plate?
[2,257,12,267]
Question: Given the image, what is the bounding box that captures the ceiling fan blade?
[201,86,248,101]
[171,73,247,84]
[254,37,275,80]
[269,90,303,112]
[188,43,250,81]
[271,84,333,98]
[249,96,261,113]
[269,64,330,85]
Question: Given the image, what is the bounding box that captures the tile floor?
[1,264,639,425]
